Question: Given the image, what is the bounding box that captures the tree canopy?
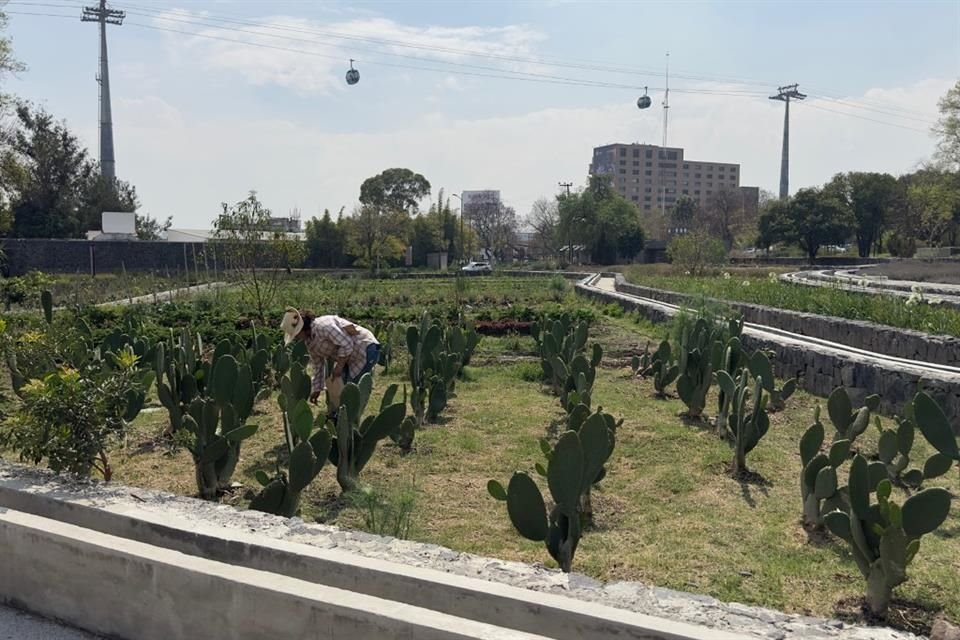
[359,168,431,213]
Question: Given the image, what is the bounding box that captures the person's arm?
[309,358,326,403]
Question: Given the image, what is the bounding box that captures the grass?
[104,320,960,624]
[623,265,960,337]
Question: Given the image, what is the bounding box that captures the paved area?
[0,604,100,639]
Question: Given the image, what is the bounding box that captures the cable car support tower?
[81,0,124,180]
[769,84,805,199]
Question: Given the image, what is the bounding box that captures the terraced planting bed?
[1,274,958,636]
[622,265,960,338]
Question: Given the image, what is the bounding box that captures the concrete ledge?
[0,463,921,640]
[0,475,745,640]
[0,508,557,640]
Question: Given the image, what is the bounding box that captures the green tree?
[345,204,409,273]
[304,208,346,268]
[135,213,172,240]
[410,214,444,266]
[755,198,791,253]
[0,9,25,113]
[824,172,900,257]
[528,197,561,261]
[78,171,139,233]
[902,170,960,247]
[702,188,744,252]
[215,191,304,321]
[783,188,853,262]
[933,80,960,171]
[359,168,431,213]
[669,196,699,235]
[3,104,92,238]
[557,175,643,264]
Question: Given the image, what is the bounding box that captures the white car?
[461,261,492,274]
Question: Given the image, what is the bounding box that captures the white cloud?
[152,11,545,95]
[113,78,946,229]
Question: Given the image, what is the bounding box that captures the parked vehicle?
[461,261,492,274]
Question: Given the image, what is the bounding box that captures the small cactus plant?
[328,373,408,493]
[875,411,954,492]
[911,390,960,474]
[644,340,679,398]
[716,368,770,476]
[676,318,718,418]
[824,455,952,615]
[488,410,618,572]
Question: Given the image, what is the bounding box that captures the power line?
[795,100,933,134]
[2,6,942,137]
[5,0,945,125]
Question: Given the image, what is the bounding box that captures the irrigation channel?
[780,267,960,309]
[581,274,960,396]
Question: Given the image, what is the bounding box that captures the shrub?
[667,231,727,276]
[345,481,418,540]
[0,359,148,481]
[886,233,917,258]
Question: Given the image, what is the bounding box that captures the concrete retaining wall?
[0,464,920,640]
[615,280,960,366]
[0,509,558,640]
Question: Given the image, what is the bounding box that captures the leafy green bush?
[0,359,148,480]
[667,231,727,276]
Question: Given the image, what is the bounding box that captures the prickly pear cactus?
[824,454,952,615]
[826,387,880,446]
[799,405,852,527]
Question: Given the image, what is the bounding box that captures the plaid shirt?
[306,316,378,394]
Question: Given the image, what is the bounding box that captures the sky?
[3,0,958,229]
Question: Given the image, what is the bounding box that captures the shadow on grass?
[732,467,771,509]
[311,490,350,523]
[241,441,288,477]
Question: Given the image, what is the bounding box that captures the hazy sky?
[5,0,957,228]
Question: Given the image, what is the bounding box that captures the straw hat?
[280,307,304,345]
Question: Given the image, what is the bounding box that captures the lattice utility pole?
[769,84,805,200]
[82,0,124,180]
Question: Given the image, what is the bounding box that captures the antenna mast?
[661,52,670,147]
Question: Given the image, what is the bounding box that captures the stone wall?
[577,280,960,428]
[615,280,960,366]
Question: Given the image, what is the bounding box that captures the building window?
[695,173,701,178]
[719,166,725,172]
[683,189,689,194]
[667,151,678,160]
[644,195,652,201]
[633,160,640,166]
[645,187,652,193]
[619,148,626,156]
[695,190,701,195]
[683,163,689,169]
[660,162,677,169]
[645,170,652,176]
[619,169,626,174]
[631,195,639,201]
[707,190,713,195]
[633,149,640,157]
[707,182,713,187]
[644,204,651,210]
[632,169,640,175]
[646,150,653,158]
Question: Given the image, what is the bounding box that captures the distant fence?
[0,239,233,277]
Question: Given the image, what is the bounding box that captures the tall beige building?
[588,143,758,215]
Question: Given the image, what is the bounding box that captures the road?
[0,604,100,640]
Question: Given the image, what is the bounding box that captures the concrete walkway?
[0,604,100,640]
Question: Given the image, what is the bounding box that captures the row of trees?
[756,167,960,261]
[756,81,960,261]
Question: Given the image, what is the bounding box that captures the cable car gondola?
[345,59,360,86]
[637,86,652,109]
